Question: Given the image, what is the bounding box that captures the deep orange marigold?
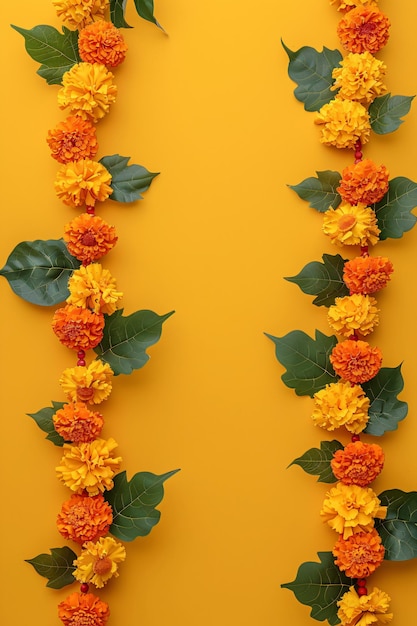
[47,116,98,164]
[57,493,113,544]
[58,591,110,626]
[343,255,394,294]
[330,339,382,383]
[79,21,128,67]
[52,304,104,351]
[64,214,118,264]
[337,6,390,54]
[53,401,104,443]
[331,441,384,486]
[338,159,389,206]
[333,528,385,579]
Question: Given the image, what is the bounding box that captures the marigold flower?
[315,99,370,149]
[337,159,389,206]
[58,62,117,122]
[58,591,110,626]
[312,381,370,434]
[57,493,113,544]
[52,304,104,351]
[55,159,112,209]
[330,339,382,383]
[53,402,104,443]
[47,116,98,164]
[67,264,123,315]
[323,202,380,246]
[56,437,122,496]
[343,255,394,294]
[330,0,379,12]
[73,536,126,588]
[337,586,393,626]
[64,214,118,264]
[60,361,114,405]
[333,528,385,579]
[337,6,390,54]
[331,51,387,104]
[327,294,379,338]
[79,21,128,67]
[332,441,384,486]
[321,483,387,538]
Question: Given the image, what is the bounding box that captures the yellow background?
[1,1,417,624]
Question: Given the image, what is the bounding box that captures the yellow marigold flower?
[53,401,104,443]
[67,263,123,315]
[315,98,371,149]
[57,493,113,544]
[58,592,110,626]
[312,381,370,434]
[337,159,389,206]
[343,255,394,294]
[323,202,380,246]
[333,528,385,579]
[56,437,122,496]
[337,586,393,626]
[331,441,384,486]
[331,51,387,104]
[64,214,118,264]
[60,360,114,405]
[321,483,387,539]
[52,304,104,351]
[58,62,117,122]
[73,536,126,588]
[53,0,109,31]
[330,339,382,383]
[79,21,128,67]
[327,294,379,338]
[337,6,390,54]
[47,116,98,164]
[55,159,112,209]
[330,0,379,13]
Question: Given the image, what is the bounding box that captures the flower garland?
[267,2,417,625]
[1,2,177,625]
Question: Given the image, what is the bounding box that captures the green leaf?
[281,41,342,112]
[25,546,77,589]
[369,94,415,135]
[99,155,159,203]
[27,401,66,446]
[94,309,174,375]
[133,0,165,30]
[285,254,349,308]
[265,329,338,397]
[11,24,80,85]
[373,177,417,239]
[289,171,341,213]
[376,490,417,561]
[0,239,80,306]
[289,440,343,483]
[110,0,132,28]
[362,365,407,436]
[282,552,352,625]
[106,469,179,541]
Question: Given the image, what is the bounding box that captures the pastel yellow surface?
[1,1,417,624]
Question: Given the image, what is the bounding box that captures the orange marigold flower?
[312,381,370,434]
[331,441,384,486]
[337,586,393,626]
[53,401,104,443]
[55,159,112,209]
[58,591,110,626]
[64,214,118,264]
[343,255,394,294]
[315,98,370,149]
[67,264,123,315]
[57,493,113,544]
[327,294,379,338]
[330,0,379,12]
[47,116,98,164]
[337,159,389,206]
[330,339,382,383]
[53,0,109,30]
[79,21,128,67]
[52,304,104,351]
[321,483,386,538]
[60,361,114,405]
[58,62,117,122]
[337,6,390,54]
[323,202,380,247]
[333,528,385,579]
[73,536,126,588]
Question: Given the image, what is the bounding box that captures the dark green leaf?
[289,440,343,483]
[289,171,341,213]
[265,329,338,397]
[25,546,77,589]
[100,155,159,203]
[373,177,417,239]
[133,0,164,30]
[0,239,80,306]
[282,552,352,625]
[363,365,407,436]
[110,0,132,28]
[95,309,174,375]
[11,24,80,85]
[376,490,417,561]
[27,401,66,446]
[281,41,342,112]
[106,469,179,541]
[369,94,415,134]
[285,254,349,307]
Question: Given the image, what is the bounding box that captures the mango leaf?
[265,329,338,397]
[11,24,80,85]
[373,177,417,239]
[289,440,343,483]
[282,41,342,112]
[282,552,352,625]
[369,94,415,135]
[0,239,80,306]
[27,401,66,446]
[285,254,349,308]
[95,309,174,375]
[106,469,180,541]
[362,365,407,436]
[376,490,417,561]
[289,171,341,213]
[110,0,132,28]
[25,547,77,589]
[100,155,159,203]
[133,0,164,30]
